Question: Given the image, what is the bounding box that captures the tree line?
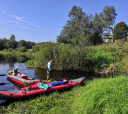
[0,34,36,50]
[57,5,128,45]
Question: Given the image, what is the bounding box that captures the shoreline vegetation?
[0,48,33,56]
[0,76,128,113]
[0,40,128,76]
[28,40,128,76]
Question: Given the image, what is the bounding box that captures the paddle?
[0,74,6,76]
[0,83,10,86]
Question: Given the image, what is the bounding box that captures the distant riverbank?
[0,49,34,58]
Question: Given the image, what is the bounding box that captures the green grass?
[70,76,128,114]
[1,76,128,114]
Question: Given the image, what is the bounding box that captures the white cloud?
[0,10,41,30]
[8,14,26,22]
[8,14,40,29]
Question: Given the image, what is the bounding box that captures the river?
[0,54,97,105]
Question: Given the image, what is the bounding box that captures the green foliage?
[57,5,88,44]
[72,34,92,47]
[34,42,55,67]
[113,22,128,40]
[19,47,26,52]
[101,6,117,27]
[32,44,41,53]
[3,49,8,52]
[18,40,26,48]
[26,41,128,75]
[8,48,13,52]
[26,60,34,67]
[0,39,5,50]
[10,34,15,41]
[0,37,35,50]
[26,41,36,49]
[57,5,117,46]
[90,50,113,68]
[31,42,89,71]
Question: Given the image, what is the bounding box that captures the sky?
[0,0,128,43]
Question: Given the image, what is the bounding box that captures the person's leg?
[47,69,50,80]
[47,75,49,80]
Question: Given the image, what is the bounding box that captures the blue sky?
[0,0,127,43]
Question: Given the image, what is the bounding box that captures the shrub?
[8,48,13,52]
[19,47,26,52]
[90,50,113,68]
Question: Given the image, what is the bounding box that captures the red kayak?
[7,74,40,88]
[0,77,85,100]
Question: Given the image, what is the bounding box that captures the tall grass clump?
[90,50,113,68]
[29,42,89,71]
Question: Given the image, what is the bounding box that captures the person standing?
[47,60,53,81]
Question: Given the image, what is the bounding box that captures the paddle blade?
[0,83,10,86]
[0,74,6,76]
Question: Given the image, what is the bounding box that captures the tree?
[113,22,128,40]
[57,5,88,44]
[18,40,26,48]
[0,39,5,50]
[26,41,36,49]
[8,41,18,49]
[90,6,117,45]
[10,34,15,41]
[90,13,104,45]
[2,38,18,49]
[100,6,117,29]
[57,5,117,45]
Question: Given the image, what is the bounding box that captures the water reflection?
[0,54,95,81]
[0,54,30,69]
[34,67,93,81]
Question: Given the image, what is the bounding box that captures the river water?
[0,54,97,105]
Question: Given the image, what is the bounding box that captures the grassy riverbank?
[1,76,128,114]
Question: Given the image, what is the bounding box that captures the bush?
[26,60,34,67]
[19,47,26,52]
[8,48,13,52]
[32,45,40,53]
[90,50,113,68]
[33,43,89,71]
